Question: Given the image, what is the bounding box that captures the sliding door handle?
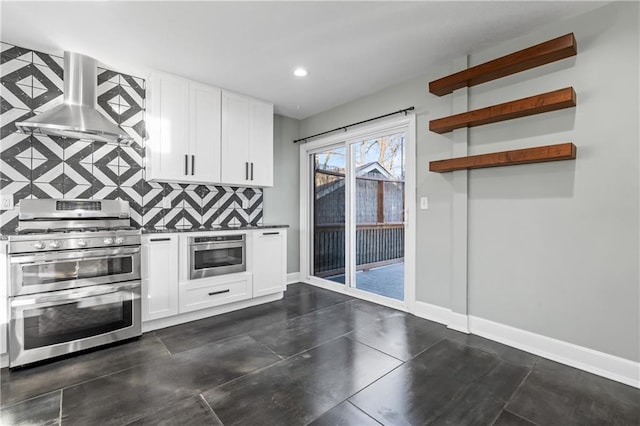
[250,162,254,180]
[191,155,195,175]
[184,155,188,175]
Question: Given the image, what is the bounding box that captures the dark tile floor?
[1,283,638,425]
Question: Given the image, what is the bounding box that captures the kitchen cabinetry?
[252,229,287,297]
[146,71,221,183]
[221,91,274,187]
[142,228,287,330]
[141,235,179,321]
[179,273,252,313]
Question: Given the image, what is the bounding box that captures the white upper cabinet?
[249,100,274,186]
[147,72,189,182]
[146,71,221,183]
[221,93,250,184]
[221,91,274,187]
[189,82,221,182]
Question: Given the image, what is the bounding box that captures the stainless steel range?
[7,199,142,367]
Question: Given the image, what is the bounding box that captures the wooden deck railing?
[313,223,404,278]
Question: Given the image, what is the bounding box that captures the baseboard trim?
[413,300,452,326]
[469,316,640,389]
[286,272,301,285]
[448,311,470,334]
[412,301,639,388]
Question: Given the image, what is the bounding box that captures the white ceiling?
[1,1,606,120]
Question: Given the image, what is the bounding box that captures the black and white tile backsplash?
[0,42,263,234]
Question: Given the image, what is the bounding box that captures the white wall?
[465,2,639,362]
[298,64,455,307]
[264,115,301,273]
[299,1,639,363]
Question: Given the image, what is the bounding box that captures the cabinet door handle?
[208,289,230,296]
[251,162,254,180]
[191,155,195,175]
[184,155,188,175]
[245,162,249,180]
[262,232,279,236]
[150,238,171,242]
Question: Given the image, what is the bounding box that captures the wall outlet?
[1,194,14,210]
[162,196,171,209]
[242,199,249,209]
[420,197,429,210]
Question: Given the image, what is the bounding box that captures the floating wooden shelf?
[429,33,577,96]
[429,143,576,173]
[429,87,576,134]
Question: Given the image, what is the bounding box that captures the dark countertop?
[141,224,289,234]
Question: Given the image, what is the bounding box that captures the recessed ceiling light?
[293,68,308,77]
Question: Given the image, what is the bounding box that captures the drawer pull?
[262,232,279,236]
[208,289,230,296]
[150,238,171,242]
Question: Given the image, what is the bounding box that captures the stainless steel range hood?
[16,52,133,145]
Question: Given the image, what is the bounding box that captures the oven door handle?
[10,246,141,264]
[190,241,245,251]
[10,282,141,308]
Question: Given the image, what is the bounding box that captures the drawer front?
[179,276,252,313]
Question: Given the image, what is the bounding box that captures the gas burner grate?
[16,229,48,235]
[103,226,137,231]
[60,227,100,233]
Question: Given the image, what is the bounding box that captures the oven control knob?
[33,241,46,250]
[115,237,125,245]
[104,237,114,245]
[77,240,88,247]
[49,241,61,249]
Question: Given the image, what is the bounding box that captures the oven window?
[23,292,133,350]
[194,247,243,270]
[21,256,134,286]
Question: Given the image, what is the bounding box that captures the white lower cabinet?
[142,229,287,326]
[252,229,287,297]
[179,273,252,313]
[142,235,179,321]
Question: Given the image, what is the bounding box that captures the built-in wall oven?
[7,199,142,367]
[10,244,140,296]
[189,235,246,279]
[10,282,140,367]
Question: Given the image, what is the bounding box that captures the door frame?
[299,114,416,312]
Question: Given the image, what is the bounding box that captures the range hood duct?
[16,52,133,145]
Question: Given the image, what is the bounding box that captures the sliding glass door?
[311,145,346,284]
[351,133,405,300]
[309,131,406,302]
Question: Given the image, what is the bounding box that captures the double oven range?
[6,199,142,367]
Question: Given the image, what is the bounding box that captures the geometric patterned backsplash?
[0,42,263,234]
